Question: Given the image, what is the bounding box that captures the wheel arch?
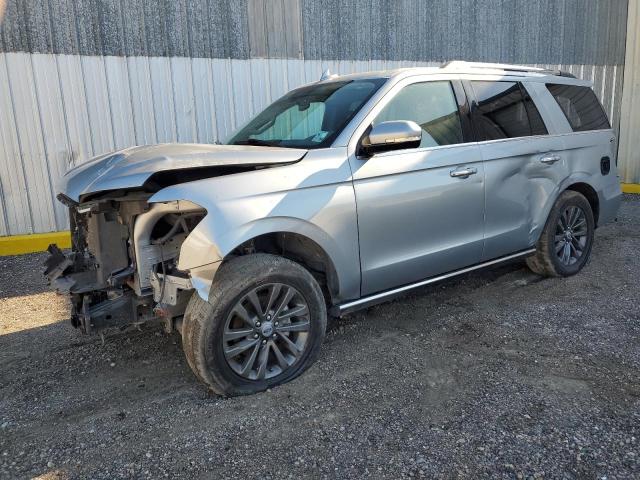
[565,182,600,226]
[222,231,341,305]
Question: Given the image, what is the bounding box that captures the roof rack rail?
[440,60,576,78]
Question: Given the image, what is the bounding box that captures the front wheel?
[526,190,595,277]
[181,254,327,396]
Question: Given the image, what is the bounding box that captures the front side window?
[471,81,547,140]
[228,79,385,149]
[373,81,464,148]
[546,83,610,132]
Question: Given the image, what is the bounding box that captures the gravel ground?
[0,195,638,480]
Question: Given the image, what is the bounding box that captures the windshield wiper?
[233,139,282,147]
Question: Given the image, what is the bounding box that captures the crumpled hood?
[60,143,307,203]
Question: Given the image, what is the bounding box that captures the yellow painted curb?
[621,183,640,194]
[0,231,71,256]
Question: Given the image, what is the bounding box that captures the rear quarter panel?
[526,81,622,230]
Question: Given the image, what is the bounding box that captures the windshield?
[228,79,386,149]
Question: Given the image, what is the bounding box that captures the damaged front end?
[45,194,206,334]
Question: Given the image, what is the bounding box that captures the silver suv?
[46,61,622,395]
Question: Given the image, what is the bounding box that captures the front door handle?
[540,154,561,165]
[450,167,478,179]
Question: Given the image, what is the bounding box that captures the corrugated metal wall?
[0,0,631,236]
[619,0,640,185]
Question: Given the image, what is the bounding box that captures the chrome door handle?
[540,154,561,165]
[450,167,478,178]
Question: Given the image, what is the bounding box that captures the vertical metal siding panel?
[56,54,94,166]
[0,54,31,235]
[318,0,339,60]
[0,193,7,236]
[186,0,211,59]
[73,0,102,56]
[170,57,198,143]
[81,56,115,155]
[283,0,302,59]
[230,59,254,127]
[211,59,236,142]
[265,0,287,58]
[121,0,148,57]
[613,0,630,65]
[0,0,24,53]
[166,0,190,58]
[561,0,578,66]
[612,64,625,138]
[6,53,56,233]
[21,0,54,54]
[336,0,359,60]
[97,0,126,57]
[619,0,640,183]
[191,58,219,144]
[353,0,372,61]
[226,0,251,59]
[141,0,169,57]
[303,60,319,84]
[127,56,157,146]
[248,0,268,58]
[286,59,306,90]
[474,0,501,63]
[593,65,606,108]
[31,54,71,230]
[600,65,614,120]
[149,57,178,143]
[268,58,289,102]
[250,59,272,116]
[300,0,319,60]
[104,56,136,150]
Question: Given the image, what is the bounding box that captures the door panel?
[480,136,568,260]
[351,144,484,295]
[467,80,568,260]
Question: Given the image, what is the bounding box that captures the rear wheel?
[182,254,327,396]
[526,190,595,277]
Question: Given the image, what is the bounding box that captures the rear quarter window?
[546,84,611,132]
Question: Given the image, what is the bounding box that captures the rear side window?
[546,84,610,131]
[471,81,548,140]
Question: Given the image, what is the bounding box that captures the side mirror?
[360,120,422,156]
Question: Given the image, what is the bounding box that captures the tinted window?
[546,83,610,131]
[471,81,547,140]
[374,81,464,148]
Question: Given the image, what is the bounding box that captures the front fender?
[148,148,361,302]
[175,212,359,302]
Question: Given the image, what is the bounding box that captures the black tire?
[526,190,595,277]
[182,254,327,396]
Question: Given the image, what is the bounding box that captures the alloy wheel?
[554,205,588,266]
[222,283,311,380]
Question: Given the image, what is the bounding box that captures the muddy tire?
[526,190,595,277]
[181,254,327,396]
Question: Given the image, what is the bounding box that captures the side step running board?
[334,249,536,316]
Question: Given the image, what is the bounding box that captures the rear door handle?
[540,154,561,165]
[450,167,478,179]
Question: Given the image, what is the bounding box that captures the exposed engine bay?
[45,193,205,334]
